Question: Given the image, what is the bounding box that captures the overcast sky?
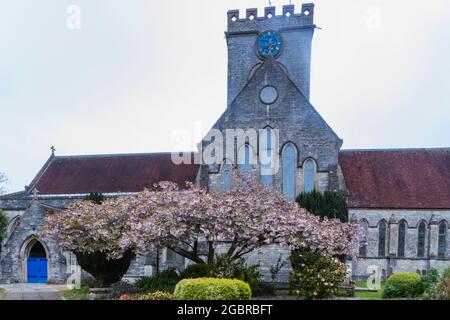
[1,0,449,193]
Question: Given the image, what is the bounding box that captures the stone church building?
[1,4,449,284]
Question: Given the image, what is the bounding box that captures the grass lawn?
[61,286,89,300]
[0,288,5,295]
[354,281,385,300]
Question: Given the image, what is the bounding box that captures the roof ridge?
[54,151,198,159]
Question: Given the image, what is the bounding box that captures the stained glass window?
[438,222,447,259]
[239,145,252,174]
[359,221,368,257]
[221,161,232,192]
[398,222,406,258]
[282,144,296,201]
[260,129,274,187]
[417,222,426,258]
[378,221,387,257]
[304,160,315,193]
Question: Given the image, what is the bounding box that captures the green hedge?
[383,272,423,299]
[174,278,252,300]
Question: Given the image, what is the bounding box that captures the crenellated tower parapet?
[227,4,314,33]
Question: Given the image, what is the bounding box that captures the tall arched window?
[398,221,407,258]
[221,160,232,192]
[239,145,252,174]
[417,222,426,258]
[378,221,387,257]
[282,144,297,201]
[438,222,447,259]
[303,159,315,193]
[359,220,368,257]
[260,129,274,186]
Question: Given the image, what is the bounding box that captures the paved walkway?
[0,283,63,300]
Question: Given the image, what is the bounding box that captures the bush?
[289,249,347,299]
[436,277,450,300]
[210,254,262,296]
[181,264,213,279]
[421,269,440,300]
[111,281,142,299]
[138,291,175,300]
[442,268,450,280]
[135,268,180,293]
[296,191,348,222]
[174,278,252,300]
[0,210,8,245]
[382,272,423,299]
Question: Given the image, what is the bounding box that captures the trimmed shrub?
[382,272,424,299]
[181,264,213,279]
[289,249,347,299]
[135,268,180,293]
[174,278,252,300]
[210,254,262,296]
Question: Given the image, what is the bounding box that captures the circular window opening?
[260,86,278,105]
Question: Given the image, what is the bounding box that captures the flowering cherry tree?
[45,173,359,269]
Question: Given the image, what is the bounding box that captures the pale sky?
[1,0,449,193]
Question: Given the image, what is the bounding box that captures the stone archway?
[19,237,50,283]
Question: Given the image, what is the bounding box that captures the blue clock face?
[257,31,282,59]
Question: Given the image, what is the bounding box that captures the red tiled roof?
[32,153,199,195]
[339,149,450,209]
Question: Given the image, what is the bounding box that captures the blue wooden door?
[27,258,48,283]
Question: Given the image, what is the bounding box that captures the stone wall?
[351,209,450,279]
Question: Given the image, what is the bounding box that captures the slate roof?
[339,149,450,209]
[28,153,199,195]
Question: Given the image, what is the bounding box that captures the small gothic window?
[239,145,252,174]
[417,222,426,258]
[438,222,447,259]
[303,159,315,193]
[260,129,274,187]
[359,221,368,257]
[282,144,296,201]
[221,161,232,192]
[378,221,387,257]
[398,222,407,258]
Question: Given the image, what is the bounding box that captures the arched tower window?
[282,144,297,201]
[417,222,426,258]
[398,221,407,258]
[303,159,315,193]
[260,128,274,186]
[378,221,387,257]
[438,222,447,259]
[239,145,253,174]
[221,160,232,192]
[359,220,368,257]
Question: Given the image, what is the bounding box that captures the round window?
[259,86,278,105]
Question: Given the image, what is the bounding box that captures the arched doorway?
[26,240,48,283]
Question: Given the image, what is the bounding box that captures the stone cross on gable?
[51,146,56,156]
[31,188,39,200]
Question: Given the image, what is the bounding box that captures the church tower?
[200,3,344,199]
[226,4,315,105]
